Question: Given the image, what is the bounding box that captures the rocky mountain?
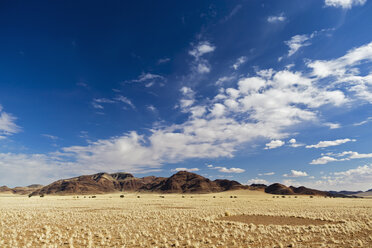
[30,171,249,196]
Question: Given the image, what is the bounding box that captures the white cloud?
[197,63,211,73]
[283,170,308,177]
[314,164,372,191]
[218,167,245,173]
[207,164,245,173]
[307,42,372,104]
[258,172,275,176]
[288,138,304,148]
[353,117,372,126]
[310,151,372,164]
[285,35,311,57]
[92,96,135,110]
[215,76,235,86]
[247,178,269,185]
[3,42,372,186]
[42,134,59,140]
[306,138,356,148]
[131,73,164,83]
[157,58,171,64]
[325,0,367,9]
[324,122,341,129]
[0,105,21,138]
[115,96,135,109]
[265,140,285,149]
[284,29,333,57]
[147,105,157,112]
[232,56,247,70]
[189,41,215,74]
[267,13,286,23]
[171,167,199,172]
[310,156,340,165]
[189,41,216,58]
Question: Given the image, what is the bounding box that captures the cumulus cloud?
[247,178,269,185]
[324,122,341,129]
[314,164,372,191]
[0,105,21,139]
[325,0,367,9]
[207,164,245,173]
[3,41,372,185]
[189,42,215,58]
[265,140,285,149]
[267,13,286,23]
[171,167,199,172]
[283,170,309,177]
[189,41,215,74]
[306,138,356,148]
[288,138,304,148]
[310,156,339,165]
[310,151,372,164]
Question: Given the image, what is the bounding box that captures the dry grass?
[0,190,371,247]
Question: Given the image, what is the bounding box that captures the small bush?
[91,196,96,198]
[40,194,44,198]
[120,195,124,198]
[137,196,140,198]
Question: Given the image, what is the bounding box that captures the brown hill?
[0,184,43,195]
[0,185,13,193]
[265,183,331,196]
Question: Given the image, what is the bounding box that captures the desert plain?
[0,190,371,248]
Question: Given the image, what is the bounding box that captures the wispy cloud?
[0,105,21,139]
[325,0,366,9]
[310,151,372,164]
[267,13,286,23]
[353,117,372,126]
[131,73,165,83]
[157,58,171,64]
[232,56,247,70]
[258,172,275,176]
[306,138,356,148]
[42,134,59,140]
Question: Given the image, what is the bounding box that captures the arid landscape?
[1,190,371,247]
[1,171,371,247]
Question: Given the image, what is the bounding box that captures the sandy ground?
[0,190,371,247]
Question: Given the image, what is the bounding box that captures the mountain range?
[0,171,369,197]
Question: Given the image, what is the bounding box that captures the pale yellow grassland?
[0,190,371,247]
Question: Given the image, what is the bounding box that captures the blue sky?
[1,0,372,190]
